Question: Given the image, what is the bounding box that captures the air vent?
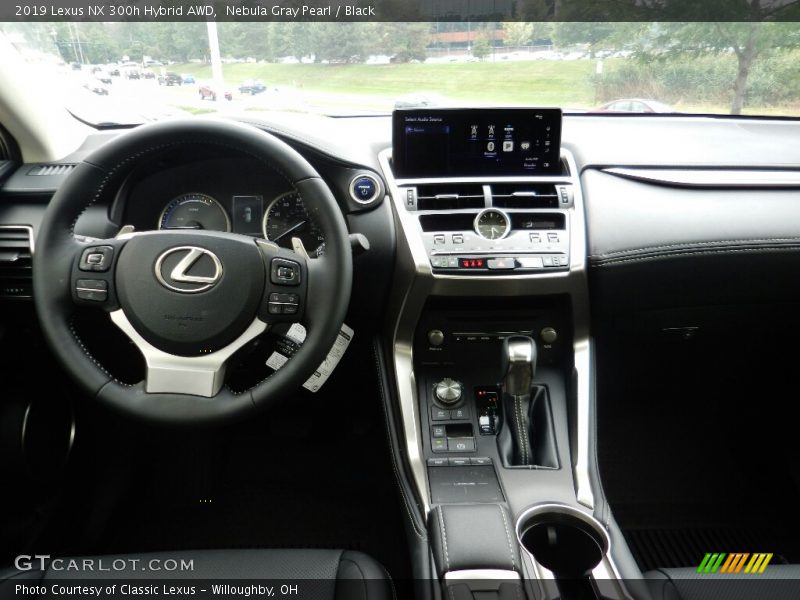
[0,226,34,299]
[27,164,75,176]
[416,184,485,210]
[490,183,559,209]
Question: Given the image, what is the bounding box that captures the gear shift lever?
[501,335,537,466]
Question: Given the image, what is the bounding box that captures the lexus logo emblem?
[154,246,223,293]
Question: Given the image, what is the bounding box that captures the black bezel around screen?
[392,108,562,178]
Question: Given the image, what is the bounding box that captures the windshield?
[1,21,799,125]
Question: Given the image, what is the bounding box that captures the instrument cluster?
[120,157,326,257]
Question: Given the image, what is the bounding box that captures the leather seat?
[3,549,393,600]
[645,565,800,600]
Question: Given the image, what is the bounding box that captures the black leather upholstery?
[2,550,392,600]
[644,566,800,600]
[428,504,521,577]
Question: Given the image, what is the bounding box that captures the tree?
[630,21,800,114]
[472,39,490,60]
[552,22,617,56]
[375,23,431,62]
[503,22,533,47]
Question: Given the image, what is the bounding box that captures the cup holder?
[517,505,612,600]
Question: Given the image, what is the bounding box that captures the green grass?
[173,60,604,107]
[176,105,216,115]
[172,60,800,115]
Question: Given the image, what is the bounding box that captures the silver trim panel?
[604,167,800,188]
[444,569,520,582]
[379,147,595,514]
[0,224,35,253]
[109,310,268,397]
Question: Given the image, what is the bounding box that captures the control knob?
[427,329,445,346]
[540,327,558,344]
[435,378,463,405]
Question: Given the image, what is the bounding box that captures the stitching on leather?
[437,505,450,572]
[386,570,397,600]
[497,505,517,571]
[594,246,800,267]
[521,396,530,465]
[69,319,132,386]
[371,342,425,540]
[514,396,527,465]
[591,242,800,265]
[594,236,800,258]
[339,558,367,600]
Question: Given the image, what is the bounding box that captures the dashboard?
[1,112,800,316]
[2,106,800,594]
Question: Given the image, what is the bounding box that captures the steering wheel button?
[270,258,301,286]
[79,245,114,272]
[76,278,108,302]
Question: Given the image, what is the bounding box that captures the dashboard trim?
[379,147,595,515]
[604,167,800,188]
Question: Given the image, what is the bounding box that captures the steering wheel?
[33,119,352,424]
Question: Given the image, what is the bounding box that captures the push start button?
[349,175,379,204]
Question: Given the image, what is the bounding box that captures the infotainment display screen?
[392,108,562,178]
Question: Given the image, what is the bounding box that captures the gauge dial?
[474,209,511,240]
[263,192,325,257]
[159,193,230,232]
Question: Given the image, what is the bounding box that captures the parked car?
[181,73,196,84]
[82,80,108,95]
[238,79,266,94]
[94,71,112,85]
[199,85,232,101]
[394,92,448,109]
[124,69,140,80]
[157,72,182,86]
[108,67,120,77]
[141,70,156,79]
[592,98,675,113]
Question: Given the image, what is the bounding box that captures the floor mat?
[596,316,800,573]
[623,526,797,572]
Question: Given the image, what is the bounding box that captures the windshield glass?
[1,21,799,125]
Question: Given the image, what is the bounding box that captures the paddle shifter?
[500,335,537,466]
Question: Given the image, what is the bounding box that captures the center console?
[380,108,640,600]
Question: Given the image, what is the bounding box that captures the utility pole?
[206,21,226,104]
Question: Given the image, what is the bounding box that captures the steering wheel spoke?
[70,237,127,310]
[256,239,309,326]
[109,309,267,397]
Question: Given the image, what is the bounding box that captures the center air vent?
[415,184,485,210]
[0,226,34,299]
[27,164,75,177]
[490,183,559,209]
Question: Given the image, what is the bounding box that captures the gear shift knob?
[501,335,537,396]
